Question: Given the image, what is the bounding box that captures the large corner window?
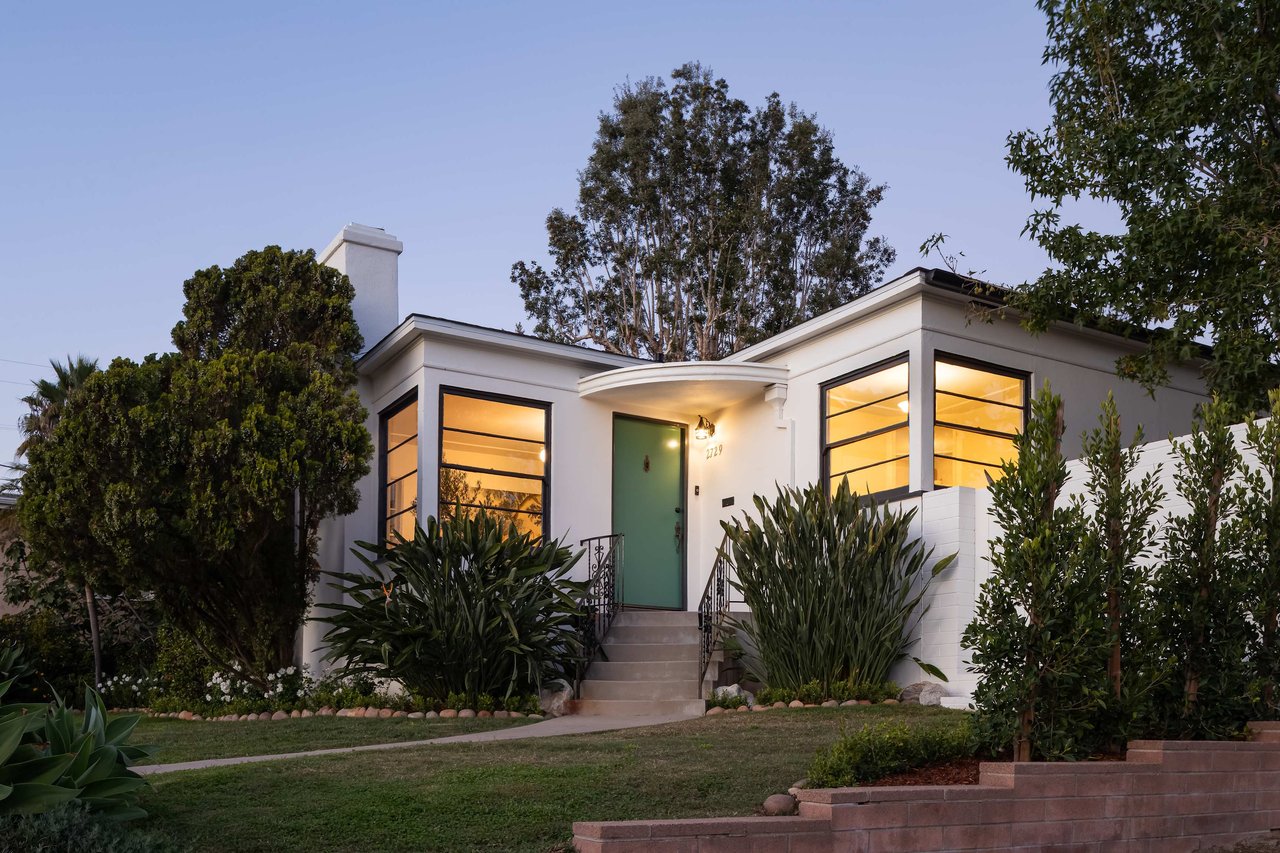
[381,392,419,544]
[822,356,910,497]
[933,355,1028,489]
[439,389,549,537]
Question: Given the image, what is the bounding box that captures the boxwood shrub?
[808,718,975,788]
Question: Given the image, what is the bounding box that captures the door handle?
[674,521,683,551]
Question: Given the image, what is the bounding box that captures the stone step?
[579,679,701,701]
[605,624,701,645]
[611,610,699,627]
[599,641,700,662]
[586,660,699,682]
[569,698,706,717]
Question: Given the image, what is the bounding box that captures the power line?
[0,379,33,387]
[0,357,50,369]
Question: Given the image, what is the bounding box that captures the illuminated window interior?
[439,390,548,537]
[382,394,419,544]
[933,357,1027,489]
[823,359,909,497]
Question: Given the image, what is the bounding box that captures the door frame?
[612,413,688,611]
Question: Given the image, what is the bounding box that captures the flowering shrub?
[96,673,157,708]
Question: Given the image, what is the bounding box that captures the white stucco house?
[300,223,1209,714]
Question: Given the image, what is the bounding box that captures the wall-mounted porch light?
[694,415,716,441]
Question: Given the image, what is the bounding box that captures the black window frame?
[820,352,911,501]
[438,385,552,537]
[379,389,420,545]
[932,351,1030,489]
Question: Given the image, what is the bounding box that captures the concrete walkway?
[137,713,695,776]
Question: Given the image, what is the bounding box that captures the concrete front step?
[570,698,706,717]
[600,641,700,662]
[605,624,701,645]
[586,660,699,681]
[580,679,701,701]
[611,610,699,627]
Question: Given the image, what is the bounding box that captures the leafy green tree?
[1075,393,1163,740]
[20,247,372,684]
[12,355,105,686]
[1241,390,1280,717]
[1007,1,1280,407]
[964,385,1106,761]
[512,62,895,361]
[1146,397,1253,737]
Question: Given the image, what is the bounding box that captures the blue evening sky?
[0,1,1094,468]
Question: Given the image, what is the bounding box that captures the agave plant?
[321,509,589,706]
[0,646,154,820]
[725,478,955,692]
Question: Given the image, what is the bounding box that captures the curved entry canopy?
[578,361,788,414]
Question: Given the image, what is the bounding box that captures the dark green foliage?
[320,510,589,706]
[0,610,91,703]
[964,385,1107,761]
[147,624,214,710]
[0,801,179,853]
[754,681,899,707]
[19,246,372,683]
[1242,390,1280,718]
[512,62,894,361]
[725,479,954,694]
[1145,397,1254,738]
[1075,393,1164,744]
[1007,1,1280,408]
[807,718,975,788]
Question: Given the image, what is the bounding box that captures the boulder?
[493,710,510,719]
[458,709,477,719]
[440,709,458,719]
[239,714,251,721]
[763,794,797,816]
[539,678,572,718]
[290,710,302,719]
[735,705,750,712]
[881,698,899,705]
[477,710,492,718]
[393,710,408,718]
[301,709,313,718]
[788,700,804,709]
[317,707,333,717]
[257,712,273,721]
[899,682,945,706]
[526,714,544,720]
[840,700,859,707]
[857,699,873,706]
[335,708,350,718]
[271,710,288,721]
[714,684,756,707]
[378,708,394,719]
[407,712,424,719]
[821,700,838,708]
[178,711,194,721]
[705,706,726,716]
[424,710,439,718]
[509,711,525,718]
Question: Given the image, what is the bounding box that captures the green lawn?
[134,716,532,765]
[139,705,965,852]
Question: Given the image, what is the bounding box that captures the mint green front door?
[612,416,685,609]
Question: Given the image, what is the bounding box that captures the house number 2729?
[705,443,723,460]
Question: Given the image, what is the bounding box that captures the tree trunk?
[84,583,102,689]
[1107,586,1122,699]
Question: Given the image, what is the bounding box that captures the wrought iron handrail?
[698,531,732,688]
[574,533,622,697]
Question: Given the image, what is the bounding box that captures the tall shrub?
[1240,391,1280,718]
[1076,394,1164,743]
[964,384,1106,761]
[320,510,588,705]
[1145,397,1253,738]
[724,479,954,693]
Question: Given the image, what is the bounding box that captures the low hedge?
[757,679,898,707]
[808,718,975,788]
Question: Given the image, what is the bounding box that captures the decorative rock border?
[705,698,900,715]
[574,731,1280,852]
[140,707,545,722]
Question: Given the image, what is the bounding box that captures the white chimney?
[319,223,403,353]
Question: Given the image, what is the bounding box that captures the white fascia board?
[577,361,790,397]
[724,271,929,364]
[358,315,648,376]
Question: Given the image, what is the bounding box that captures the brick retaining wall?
[573,734,1280,852]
